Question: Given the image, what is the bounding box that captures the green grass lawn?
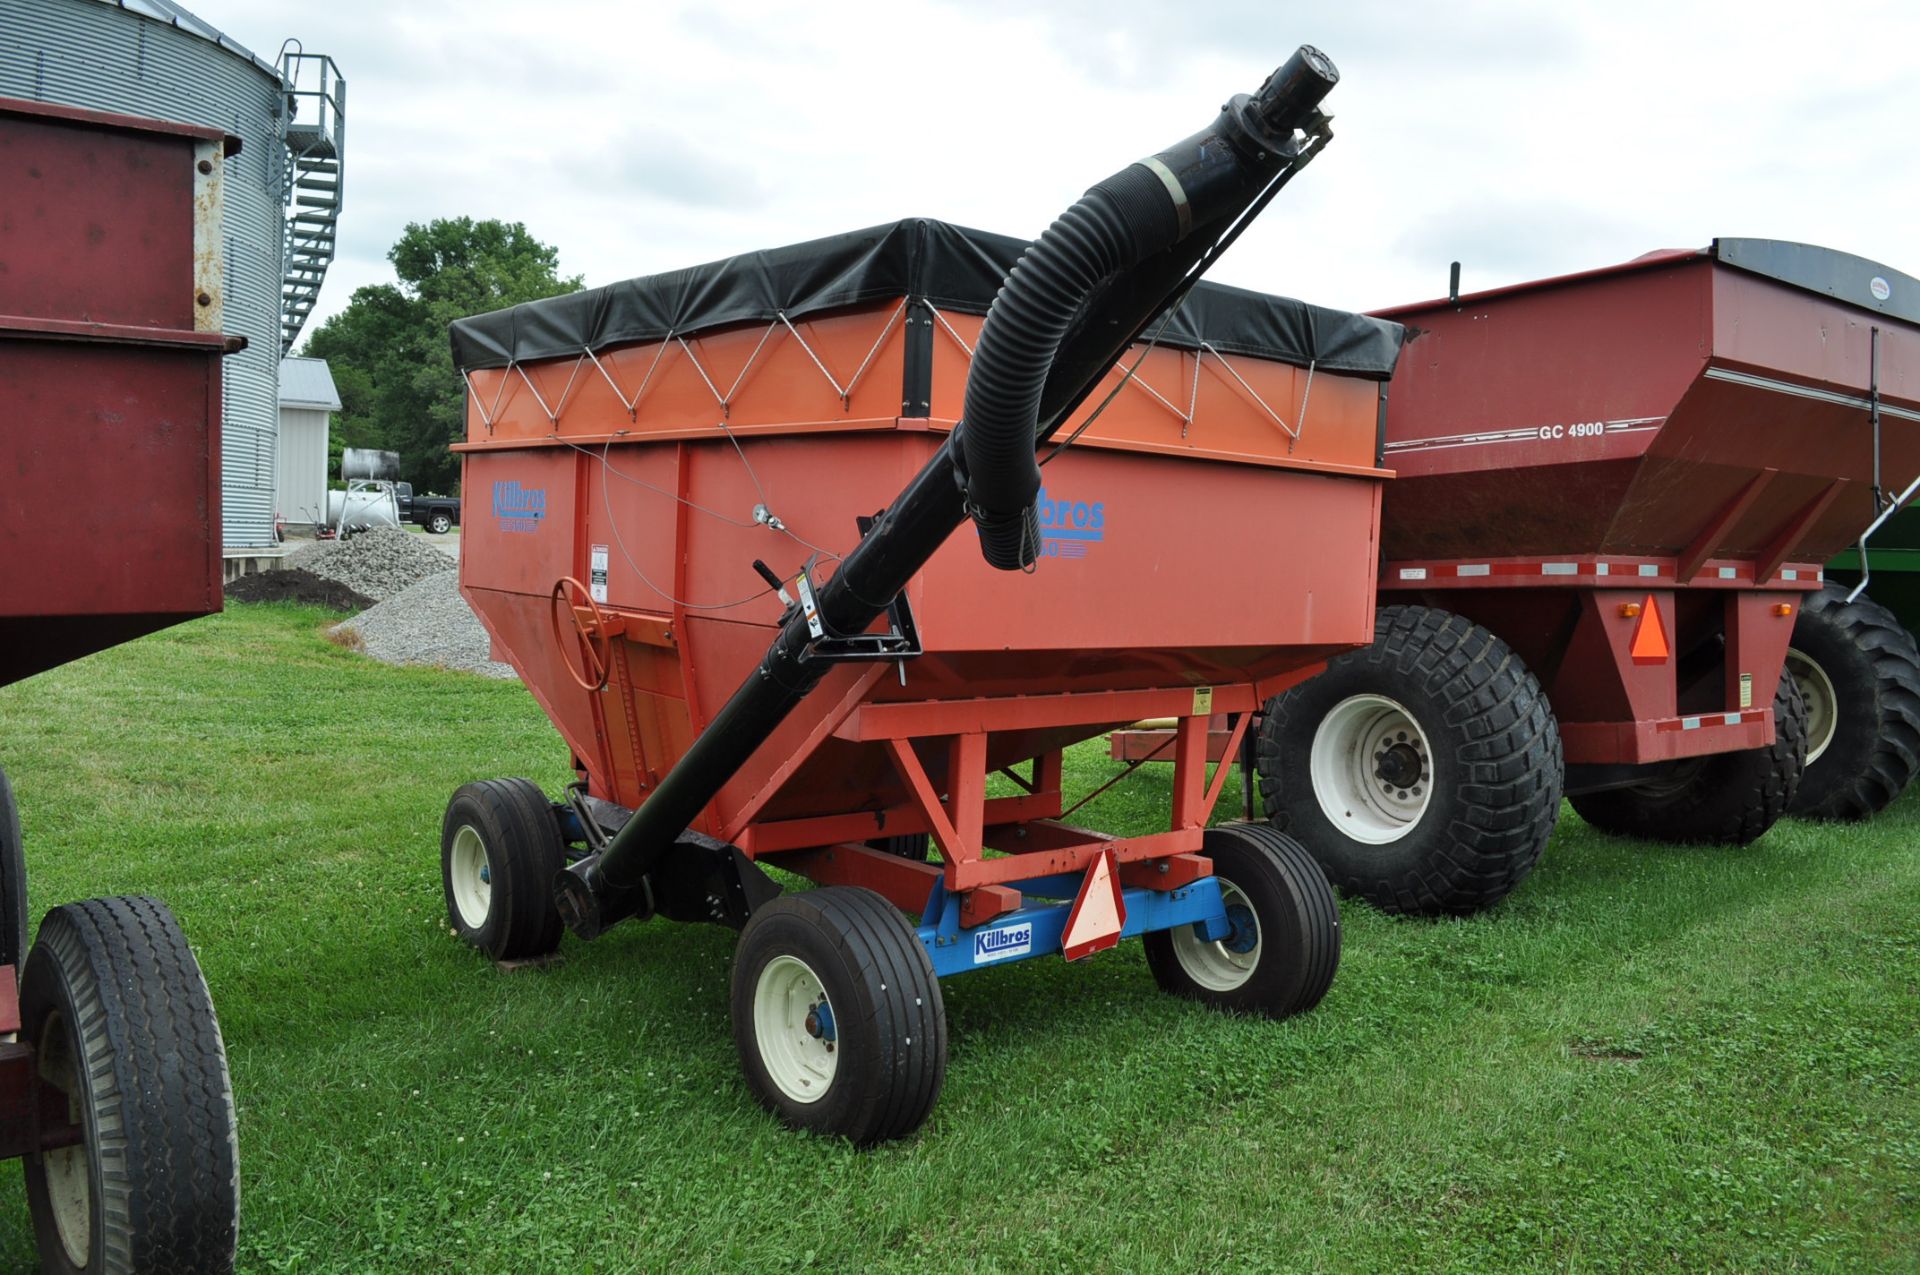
[0,603,1915,1273]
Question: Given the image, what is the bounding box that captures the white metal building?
[277,357,340,530]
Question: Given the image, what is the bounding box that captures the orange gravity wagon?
[440,49,1403,1142]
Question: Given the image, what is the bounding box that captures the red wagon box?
[454,220,1394,867]
[0,97,239,685]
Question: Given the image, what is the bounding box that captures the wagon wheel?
[550,576,611,692]
[21,896,238,1275]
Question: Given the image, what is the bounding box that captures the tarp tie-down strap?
[923,302,1316,452]
[458,300,912,430]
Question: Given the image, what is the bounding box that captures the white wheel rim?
[1310,693,1435,844]
[449,824,493,930]
[38,1010,91,1269]
[1170,877,1262,992]
[753,954,838,1104]
[1787,648,1838,764]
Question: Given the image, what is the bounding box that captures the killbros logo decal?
[492,480,546,533]
[972,923,1032,964]
[1036,487,1104,560]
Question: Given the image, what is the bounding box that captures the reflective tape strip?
[1457,564,1490,576]
[1639,564,1659,577]
[1399,567,1428,580]
[1657,709,1764,732]
[1705,365,1920,424]
[1138,156,1192,238]
[1542,562,1577,575]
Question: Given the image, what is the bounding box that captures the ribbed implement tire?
[865,834,933,862]
[1143,823,1340,1018]
[0,764,27,973]
[1786,583,1920,819]
[1570,673,1808,844]
[21,896,238,1275]
[441,779,566,961]
[731,887,945,1146]
[1256,605,1563,916]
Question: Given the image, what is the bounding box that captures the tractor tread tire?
[1787,583,1920,820]
[1570,673,1808,844]
[22,895,238,1275]
[1256,605,1562,916]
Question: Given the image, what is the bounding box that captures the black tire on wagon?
[1143,822,1340,1018]
[0,764,28,973]
[442,778,567,961]
[1784,582,1920,820]
[21,895,239,1275]
[731,886,945,1146]
[1569,672,1808,844]
[1255,604,1563,916]
[866,834,933,861]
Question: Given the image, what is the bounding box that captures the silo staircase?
[278,47,345,352]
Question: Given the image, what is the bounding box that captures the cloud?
[606,130,770,209]
[1393,199,1654,281]
[174,0,1920,335]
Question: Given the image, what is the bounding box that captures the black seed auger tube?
[555,46,1342,939]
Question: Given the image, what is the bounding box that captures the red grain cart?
[1253,240,1920,915]
[439,51,1400,1143]
[1,97,240,1270]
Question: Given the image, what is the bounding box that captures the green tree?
[303,219,582,491]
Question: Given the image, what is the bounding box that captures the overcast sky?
[189,0,1920,338]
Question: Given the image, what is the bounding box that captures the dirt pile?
[224,569,374,612]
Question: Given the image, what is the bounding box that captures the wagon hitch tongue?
[555,45,1342,940]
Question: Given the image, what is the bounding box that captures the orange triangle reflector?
[1061,849,1126,962]
[1630,594,1669,664]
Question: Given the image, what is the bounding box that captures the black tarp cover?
[448,219,1404,380]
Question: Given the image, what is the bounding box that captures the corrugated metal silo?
[0,0,335,550]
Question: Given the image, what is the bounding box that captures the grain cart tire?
[442,779,566,961]
[866,834,932,862]
[1143,823,1340,1017]
[21,896,238,1275]
[1256,605,1562,916]
[0,764,27,973]
[1784,583,1920,820]
[731,887,945,1146]
[1570,673,1808,844]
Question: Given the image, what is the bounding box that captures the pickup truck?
[396,482,461,534]
[325,481,461,534]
